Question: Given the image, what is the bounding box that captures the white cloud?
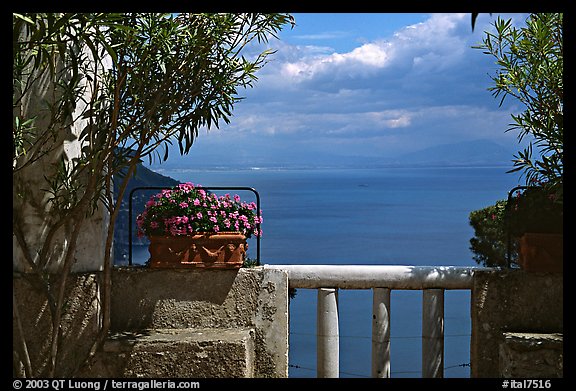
[222,107,414,137]
[192,13,533,165]
[271,13,476,87]
[332,42,391,67]
[279,40,393,83]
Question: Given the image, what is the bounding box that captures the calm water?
[131,166,520,378]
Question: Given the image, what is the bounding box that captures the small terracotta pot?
[518,233,563,273]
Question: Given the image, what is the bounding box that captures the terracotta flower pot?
[518,233,563,273]
[148,232,247,269]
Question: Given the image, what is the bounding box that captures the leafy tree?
[473,13,563,199]
[469,13,562,268]
[469,199,517,267]
[13,13,292,377]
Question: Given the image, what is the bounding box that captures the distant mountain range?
[145,139,516,170]
[376,139,515,167]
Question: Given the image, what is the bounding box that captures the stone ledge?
[84,328,255,378]
[500,332,563,378]
[503,332,563,351]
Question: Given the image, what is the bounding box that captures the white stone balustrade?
[265,264,492,378]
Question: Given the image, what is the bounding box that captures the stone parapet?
[14,266,288,378]
[499,332,563,378]
[105,266,288,378]
[470,270,563,377]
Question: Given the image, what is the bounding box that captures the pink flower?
[138,182,262,238]
[178,182,194,192]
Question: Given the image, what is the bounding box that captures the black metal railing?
[128,186,261,266]
[505,185,528,268]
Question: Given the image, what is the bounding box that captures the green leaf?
[13,13,35,25]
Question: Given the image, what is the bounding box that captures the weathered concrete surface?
[470,270,563,377]
[12,273,102,377]
[107,266,288,377]
[14,267,288,378]
[13,33,110,274]
[499,332,563,378]
[87,328,256,378]
[111,268,256,330]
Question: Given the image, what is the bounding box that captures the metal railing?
[265,264,492,378]
[505,185,529,268]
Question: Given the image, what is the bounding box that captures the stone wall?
[13,273,103,377]
[13,31,110,274]
[82,266,288,378]
[13,267,288,378]
[470,269,563,377]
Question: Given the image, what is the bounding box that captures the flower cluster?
[136,182,262,238]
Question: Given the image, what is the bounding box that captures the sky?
[148,13,533,170]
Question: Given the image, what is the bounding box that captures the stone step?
[85,328,255,378]
[499,332,563,378]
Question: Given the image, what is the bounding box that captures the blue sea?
[131,165,520,378]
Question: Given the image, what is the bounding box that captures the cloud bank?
[154,13,531,168]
